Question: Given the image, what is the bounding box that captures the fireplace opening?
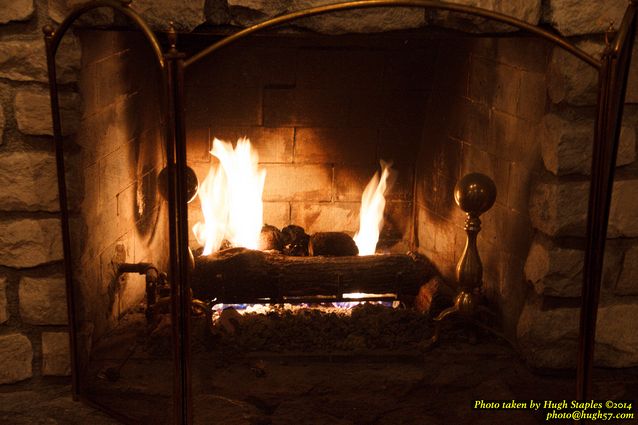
[47,3,638,424]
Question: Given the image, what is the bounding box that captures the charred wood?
[259,224,283,251]
[191,248,436,303]
[281,225,309,256]
[309,232,358,256]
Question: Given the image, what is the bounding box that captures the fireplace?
[37,0,638,424]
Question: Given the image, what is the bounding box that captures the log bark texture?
[191,248,436,302]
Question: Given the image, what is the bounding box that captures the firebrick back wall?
[185,36,434,251]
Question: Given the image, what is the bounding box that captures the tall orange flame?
[192,137,266,255]
[353,162,393,256]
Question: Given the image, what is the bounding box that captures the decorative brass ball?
[454,173,496,214]
[157,165,199,203]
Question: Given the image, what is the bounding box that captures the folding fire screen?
[44,0,637,423]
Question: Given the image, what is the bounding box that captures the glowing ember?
[192,137,266,254]
[353,161,393,255]
[211,299,399,320]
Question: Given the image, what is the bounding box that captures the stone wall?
[518,38,638,368]
[1,0,638,388]
[0,0,168,386]
[0,0,78,384]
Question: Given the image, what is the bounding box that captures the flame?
[192,163,228,255]
[353,162,393,256]
[192,137,266,255]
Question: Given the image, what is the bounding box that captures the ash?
[201,302,433,353]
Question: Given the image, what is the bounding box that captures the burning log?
[281,225,309,256]
[259,224,283,251]
[308,232,358,256]
[191,248,436,303]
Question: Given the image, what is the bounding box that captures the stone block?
[430,0,541,33]
[516,298,579,369]
[547,40,603,106]
[0,151,59,212]
[528,178,638,238]
[517,297,638,368]
[616,244,638,295]
[290,201,359,234]
[205,0,231,25]
[0,219,63,268]
[42,332,71,376]
[229,0,425,33]
[0,0,33,23]
[609,179,638,237]
[14,87,80,136]
[263,164,332,202]
[0,334,32,384]
[540,113,636,175]
[541,0,627,36]
[0,277,7,324]
[626,42,638,104]
[0,36,79,84]
[19,276,67,325]
[131,0,205,31]
[49,0,113,25]
[528,178,588,237]
[298,6,425,34]
[0,105,4,145]
[524,235,623,297]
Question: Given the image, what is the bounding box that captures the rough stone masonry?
[0,0,637,388]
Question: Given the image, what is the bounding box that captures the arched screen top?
[184,0,602,70]
[45,0,164,70]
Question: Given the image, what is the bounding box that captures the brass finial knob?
[454,173,496,215]
[42,25,55,36]
[605,22,616,47]
[167,21,177,49]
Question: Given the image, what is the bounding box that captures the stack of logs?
[191,224,438,305]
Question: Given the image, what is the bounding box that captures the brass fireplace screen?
[44,0,637,423]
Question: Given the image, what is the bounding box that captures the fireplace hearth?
[31,0,638,424]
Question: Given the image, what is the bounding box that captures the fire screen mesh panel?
[63,26,174,423]
[43,1,638,424]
